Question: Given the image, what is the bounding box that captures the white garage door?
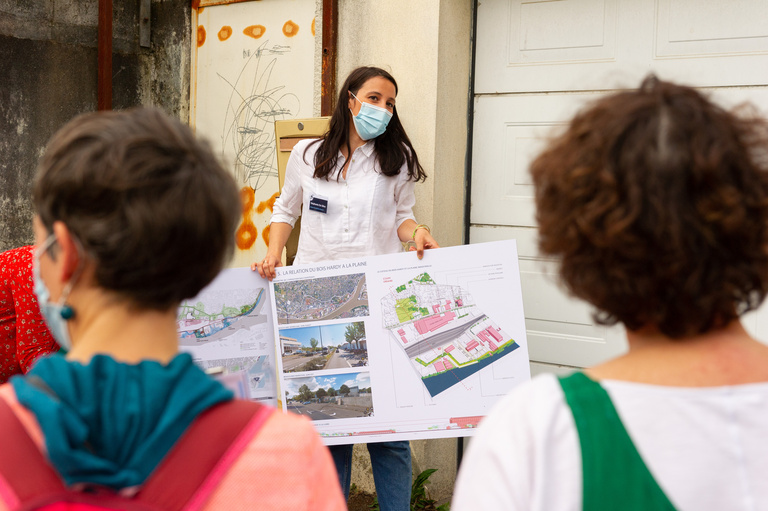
[471,0,768,369]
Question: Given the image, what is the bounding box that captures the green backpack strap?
[558,372,678,511]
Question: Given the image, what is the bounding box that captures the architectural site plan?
[381,273,519,397]
[176,267,277,405]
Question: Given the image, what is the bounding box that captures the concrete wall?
[0,0,190,251]
[337,0,474,503]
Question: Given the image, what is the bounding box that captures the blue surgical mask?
[350,92,393,141]
[33,235,76,352]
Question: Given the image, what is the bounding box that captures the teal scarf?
[11,353,232,490]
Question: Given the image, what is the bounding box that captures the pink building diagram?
[414,311,456,335]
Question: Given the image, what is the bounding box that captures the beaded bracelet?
[411,224,431,240]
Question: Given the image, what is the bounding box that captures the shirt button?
[345,229,349,232]
[352,159,355,163]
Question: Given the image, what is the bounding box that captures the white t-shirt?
[452,373,768,511]
[270,139,416,264]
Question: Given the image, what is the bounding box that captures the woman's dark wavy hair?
[306,66,426,182]
[530,76,768,338]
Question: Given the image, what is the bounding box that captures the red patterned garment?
[0,245,58,383]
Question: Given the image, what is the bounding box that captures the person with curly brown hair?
[453,77,768,511]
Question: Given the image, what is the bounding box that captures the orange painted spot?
[236,186,257,250]
[198,6,204,14]
[256,192,280,214]
[311,17,316,36]
[236,221,258,250]
[262,224,271,247]
[218,26,233,41]
[240,186,255,212]
[244,24,266,39]
[282,20,299,37]
[197,26,206,47]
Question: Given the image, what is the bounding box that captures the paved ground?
[282,353,325,372]
[325,349,367,370]
[287,400,372,420]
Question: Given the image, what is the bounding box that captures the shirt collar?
[359,140,376,157]
[338,140,376,160]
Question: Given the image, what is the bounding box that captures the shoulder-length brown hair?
[306,66,426,182]
[531,76,768,338]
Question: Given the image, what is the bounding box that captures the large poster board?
[191,0,316,268]
[178,240,531,444]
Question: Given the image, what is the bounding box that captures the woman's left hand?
[411,229,440,259]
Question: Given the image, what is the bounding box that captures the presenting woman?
[254,66,439,510]
[0,108,345,511]
[452,77,768,510]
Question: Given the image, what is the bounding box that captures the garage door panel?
[527,324,628,367]
[512,0,618,64]
[476,0,768,94]
[470,92,600,226]
[658,0,768,55]
[472,88,768,229]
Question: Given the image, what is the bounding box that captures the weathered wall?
[0,0,190,251]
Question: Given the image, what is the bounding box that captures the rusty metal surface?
[98,0,112,110]
[321,0,337,116]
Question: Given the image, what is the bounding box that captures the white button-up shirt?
[271,138,416,265]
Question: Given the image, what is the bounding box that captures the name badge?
[309,194,329,214]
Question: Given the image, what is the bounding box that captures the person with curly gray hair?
[453,77,768,510]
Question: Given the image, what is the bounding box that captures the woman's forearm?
[398,219,418,243]
[267,222,293,259]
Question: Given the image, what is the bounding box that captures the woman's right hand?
[251,253,282,281]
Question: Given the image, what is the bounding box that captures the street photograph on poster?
[273,273,369,324]
[283,371,374,421]
[279,321,369,373]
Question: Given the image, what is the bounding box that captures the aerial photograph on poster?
[274,273,368,324]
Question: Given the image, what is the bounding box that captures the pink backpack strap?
[0,398,273,511]
[0,397,67,508]
[134,399,274,511]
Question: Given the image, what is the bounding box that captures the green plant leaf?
[411,468,442,511]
